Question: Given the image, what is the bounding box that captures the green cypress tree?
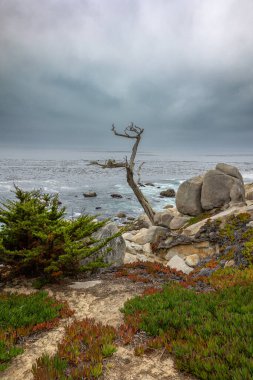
[0,186,117,280]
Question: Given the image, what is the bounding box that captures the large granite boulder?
[216,163,243,182]
[201,169,245,210]
[176,176,203,216]
[81,222,125,267]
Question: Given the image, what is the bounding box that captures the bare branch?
[112,122,144,139]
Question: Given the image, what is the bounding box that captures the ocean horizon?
[1,150,253,220]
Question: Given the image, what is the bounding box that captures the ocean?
[0,151,253,221]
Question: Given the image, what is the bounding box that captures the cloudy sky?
[0,0,253,155]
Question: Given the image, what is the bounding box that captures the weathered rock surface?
[160,188,176,197]
[183,204,253,236]
[166,255,193,274]
[169,216,190,230]
[127,226,168,245]
[117,212,127,218]
[125,240,152,256]
[245,183,253,200]
[82,222,125,267]
[176,176,203,216]
[83,191,97,197]
[111,193,123,199]
[154,211,174,228]
[164,241,218,261]
[185,254,200,267]
[216,163,243,182]
[201,169,245,210]
[163,204,174,209]
[131,214,152,230]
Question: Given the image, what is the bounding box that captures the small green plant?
[186,211,213,226]
[101,343,117,357]
[242,238,253,265]
[0,291,72,371]
[0,186,117,280]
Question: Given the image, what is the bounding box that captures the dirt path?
[1,278,193,380]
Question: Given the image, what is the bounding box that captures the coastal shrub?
[121,283,253,379]
[0,291,72,371]
[32,318,117,380]
[0,186,116,280]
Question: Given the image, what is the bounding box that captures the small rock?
[224,259,235,268]
[163,204,174,209]
[127,216,135,221]
[83,192,97,198]
[185,254,200,267]
[160,188,176,197]
[166,255,193,274]
[111,193,123,199]
[96,206,102,210]
[117,212,127,218]
[154,211,174,228]
[132,214,152,229]
[169,216,190,230]
[145,182,155,186]
[125,241,152,256]
[129,226,168,245]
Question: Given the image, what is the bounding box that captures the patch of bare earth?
[1,276,193,380]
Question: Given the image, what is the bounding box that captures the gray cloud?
[0,0,253,154]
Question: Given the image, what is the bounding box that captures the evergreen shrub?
[0,186,115,280]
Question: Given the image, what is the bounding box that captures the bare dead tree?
[90,122,155,225]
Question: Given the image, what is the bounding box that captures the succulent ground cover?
[0,291,72,371]
[32,318,117,380]
[113,211,253,380]
[121,283,253,380]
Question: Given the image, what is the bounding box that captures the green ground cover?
[122,283,253,380]
[0,291,72,371]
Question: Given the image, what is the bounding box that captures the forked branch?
[90,123,155,225]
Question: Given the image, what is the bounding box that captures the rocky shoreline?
[102,163,253,278]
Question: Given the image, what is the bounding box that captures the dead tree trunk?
[126,165,155,224]
[90,123,155,225]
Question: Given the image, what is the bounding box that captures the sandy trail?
[1,278,193,380]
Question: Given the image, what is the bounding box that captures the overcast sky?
[0,0,253,155]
